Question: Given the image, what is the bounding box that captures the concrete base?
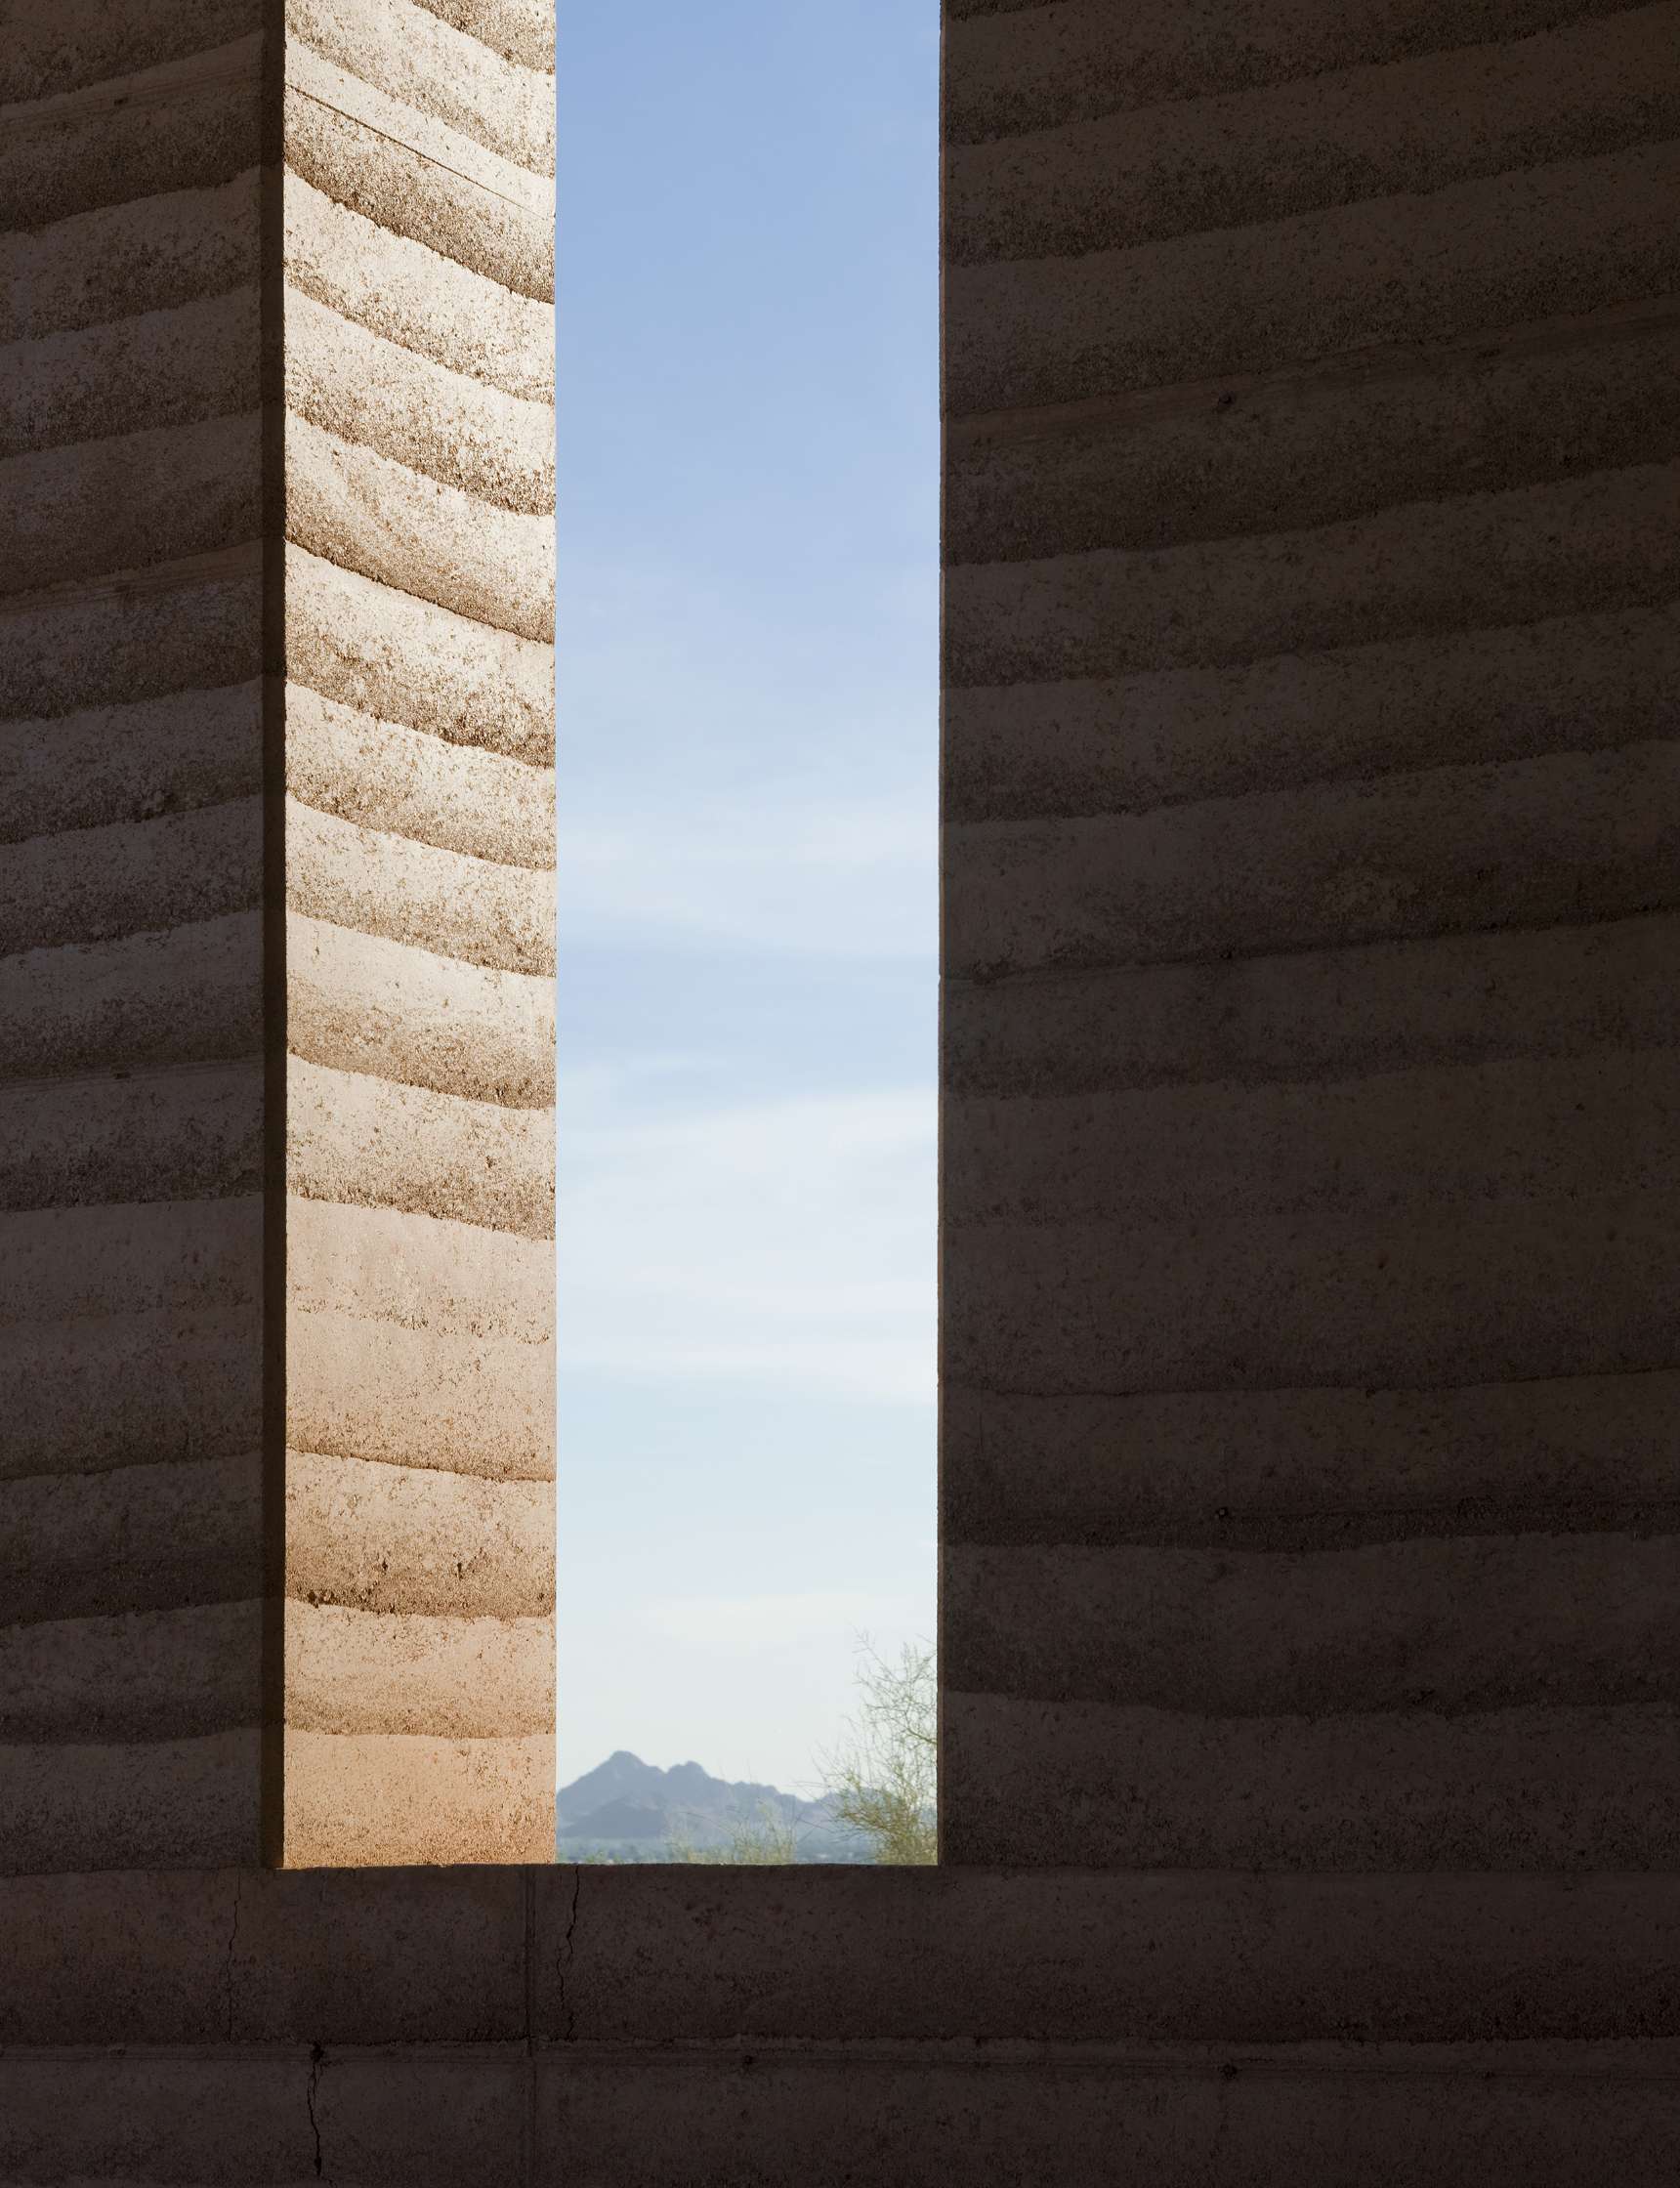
[4,1865,1680,2183]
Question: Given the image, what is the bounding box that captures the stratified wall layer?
[277,0,557,1867]
[0,2,269,1872]
[6,1865,1680,2185]
[939,0,1680,1867]
[1,0,556,1870]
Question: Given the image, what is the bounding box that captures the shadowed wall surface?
[4,1865,1680,2184]
[938,0,1680,1871]
[4,0,1680,2178]
[0,0,557,1870]
[0,0,272,1872]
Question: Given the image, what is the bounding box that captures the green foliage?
[665,1800,802,1865]
[819,1635,937,1865]
[559,1633,940,1868]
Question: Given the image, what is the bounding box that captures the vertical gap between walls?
[258,0,289,1870]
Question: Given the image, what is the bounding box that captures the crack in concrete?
[306,2041,325,2179]
[523,1866,539,2188]
[559,1866,581,2043]
[224,1872,242,2042]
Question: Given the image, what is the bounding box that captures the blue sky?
[555,1,938,1793]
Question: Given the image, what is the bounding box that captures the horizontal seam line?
[290,1311,551,1348]
[286,281,554,412]
[938,131,1680,287]
[284,793,554,876]
[942,0,1655,135]
[285,1051,555,1113]
[0,910,264,963]
[289,905,554,978]
[283,1444,552,1486]
[942,1036,1680,1107]
[284,537,553,650]
[288,1444,549,1482]
[285,1727,550,1741]
[286,801,558,871]
[940,579,1680,690]
[1,1600,265,1635]
[944,4,1677,153]
[942,454,1680,587]
[0,1055,264,1097]
[3,1597,261,1630]
[287,401,557,518]
[1,381,554,520]
[286,47,554,179]
[0,540,261,618]
[945,1514,1680,1539]
[943,1362,1680,1401]
[284,535,553,648]
[0,1729,254,1746]
[942,292,1680,446]
[452,2042,1680,2082]
[0,1452,260,1491]
[943,118,1680,268]
[2,792,259,858]
[941,600,1680,822]
[942,728,1680,837]
[287,1057,553,1116]
[286,135,553,312]
[285,79,548,213]
[6,1725,262,1746]
[949,1522,1680,1550]
[284,259,551,403]
[0,42,259,136]
[0,795,264,854]
[405,10,554,79]
[0,670,260,724]
[285,676,554,773]
[280,1600,550,1621]
[287,1185,552,1243]
[943,903,1680,990]
[286,908,554,982]
[287,407,556,521]
[944,1682,1680,1711]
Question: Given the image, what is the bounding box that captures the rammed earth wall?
[937,0,1680,1871]
[2,0,1679,2177]
[0,0,556,1870]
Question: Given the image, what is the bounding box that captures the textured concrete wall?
[4,1865,1680,2183]
[0,1,270,1872]
[0,0,556,1870]
[7,2,1680,2180]
[276,0,557,1867]
[939,0,1680,1869]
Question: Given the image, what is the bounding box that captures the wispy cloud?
[558,1584,935,1792]
[559,1078,935,1404]
[557,784,934,961]
[642,1588,929,1661]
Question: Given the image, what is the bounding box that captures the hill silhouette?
[555,1750,868,1861]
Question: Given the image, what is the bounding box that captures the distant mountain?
[555,1750,870,1862]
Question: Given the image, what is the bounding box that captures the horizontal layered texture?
[0,19,267,1874]
[941,0,1680,1869]
[945,4,1680,264]
[278,0,555,1864]
[943,0,1641,142]
[9,1868,1680,2183]
[2,0,557,1872]
[1,0,262,105]
[945,141,1680,418]
[0,35,262,233]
